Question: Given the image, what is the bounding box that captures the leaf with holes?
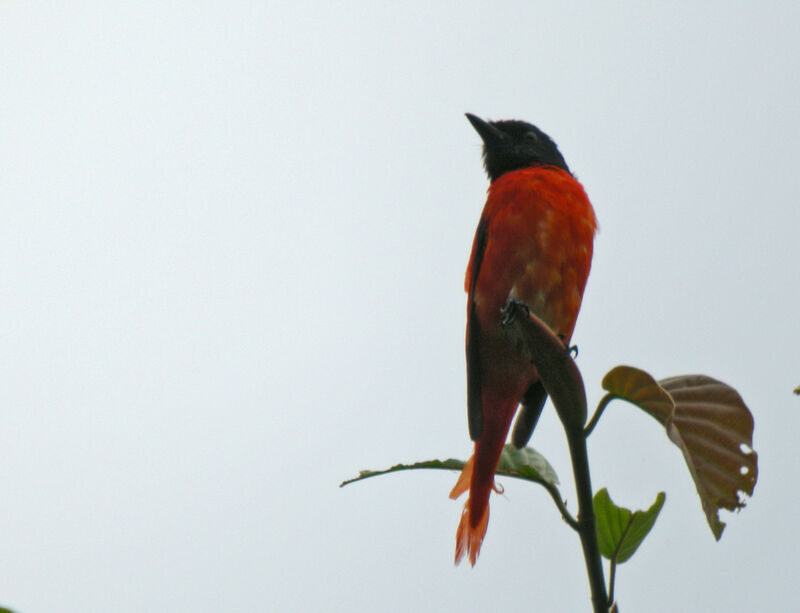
[594,488,665,564]
[600,366,758,540]
[659,375,757,539]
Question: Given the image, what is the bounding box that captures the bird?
[450,113,597,566]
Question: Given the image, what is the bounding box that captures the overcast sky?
[1,3,799,612]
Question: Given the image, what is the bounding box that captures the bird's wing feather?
[466,217,488,441]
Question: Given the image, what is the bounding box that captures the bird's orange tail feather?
[453,499,489,566]
[449,444,506,566]
[450,456,490,566]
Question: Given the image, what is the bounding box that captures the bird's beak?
[465,113,505,147]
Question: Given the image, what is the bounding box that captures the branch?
[341,448,579,529]
[501,299,609,613]
[565,422,609,613]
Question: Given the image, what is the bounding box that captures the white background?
[1,3,798,612]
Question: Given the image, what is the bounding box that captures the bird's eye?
[525,131,539,141]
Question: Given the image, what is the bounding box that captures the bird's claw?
[557,333,579,358]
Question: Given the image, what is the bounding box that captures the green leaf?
[594,488,665,564]
[496,444,559,486]
[340,444,558,488]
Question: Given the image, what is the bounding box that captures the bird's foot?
[500,298,530,327]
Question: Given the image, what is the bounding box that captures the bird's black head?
[465,113,570,182]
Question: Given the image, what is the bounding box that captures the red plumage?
[452,116,597,566]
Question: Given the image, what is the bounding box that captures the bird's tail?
[449,399,515,566]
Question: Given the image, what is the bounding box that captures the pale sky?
[1,3,799,612]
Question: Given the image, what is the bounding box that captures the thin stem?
[584,393,617,437]
[481,467,580,530]
[489,469,579,530]
[608,559,617,608]
[542,480,580,531]
[499,470,580,530]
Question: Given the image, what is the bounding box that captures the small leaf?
[594,488,665,564]
[602,365,674,425]
[497,444,559,486]
[340,444,558,488]
[659,375,758,540]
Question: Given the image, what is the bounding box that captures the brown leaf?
[602,365,675,425]
[659,375,758,540]
[600,366,758,540]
